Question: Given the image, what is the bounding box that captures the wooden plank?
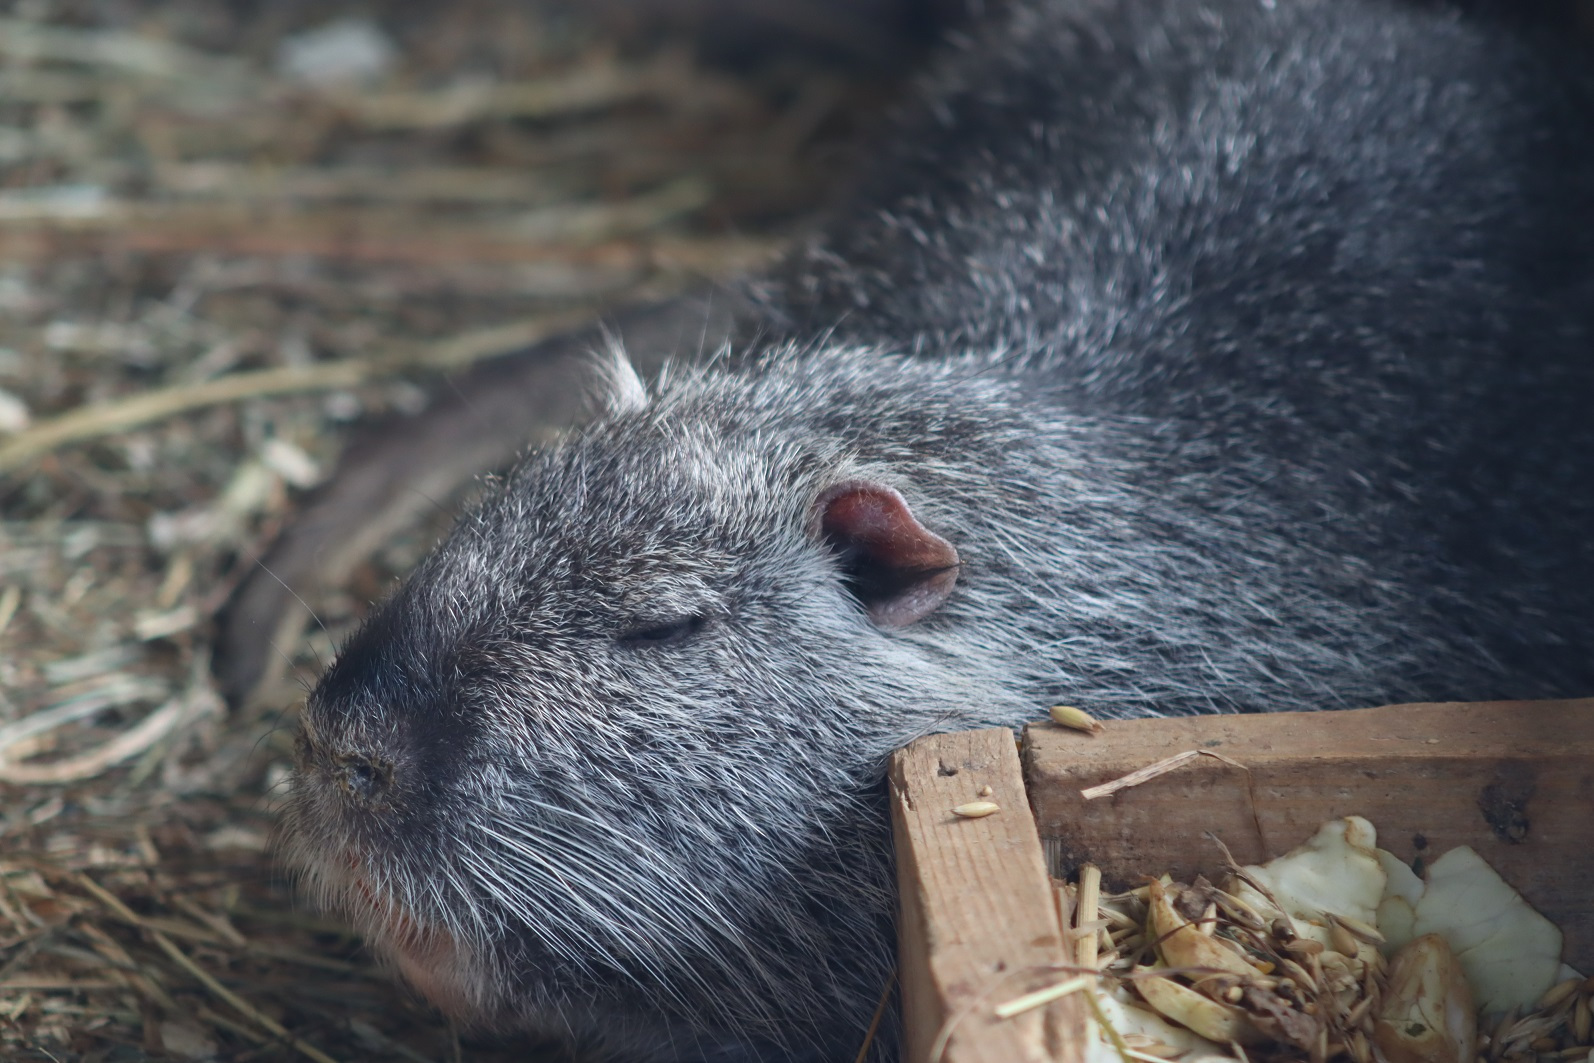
[890,728,1089,1063]
[1022,698,1594,971]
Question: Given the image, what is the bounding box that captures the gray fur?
[283,0,1594,1060]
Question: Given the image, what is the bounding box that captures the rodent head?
[282,350,986,1061]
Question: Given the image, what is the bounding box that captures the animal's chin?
[376,920,486,1022]
[324,853,495,1024]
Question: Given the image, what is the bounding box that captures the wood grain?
[890,728,1089,1063]
[1022,698,1594,970]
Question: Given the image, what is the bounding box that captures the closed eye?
[616,614,708,648]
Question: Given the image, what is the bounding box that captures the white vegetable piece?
[1407,846,1563,1015]
[1237,816,1387,949]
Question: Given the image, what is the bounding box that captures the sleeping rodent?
[265,0,1594,1060]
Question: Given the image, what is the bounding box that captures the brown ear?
[814,481,960,628]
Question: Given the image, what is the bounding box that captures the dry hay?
[0,2,877,1059]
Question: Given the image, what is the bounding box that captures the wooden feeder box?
[889,698,1594,1063]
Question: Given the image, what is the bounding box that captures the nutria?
[272,0,1594,1059]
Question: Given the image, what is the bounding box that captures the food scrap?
[1052,817,1581,1063]
[951,800,1002,819]
[1051,705,1106,734]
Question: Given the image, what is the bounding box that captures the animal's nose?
[333,754,394,807]
[297,728,397,809]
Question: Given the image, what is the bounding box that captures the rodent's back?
[771,0,1594,405]
[770,0,1594,503]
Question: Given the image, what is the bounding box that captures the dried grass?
[0,2,869,1058]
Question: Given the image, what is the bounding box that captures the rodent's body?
[282,1,1594,1060]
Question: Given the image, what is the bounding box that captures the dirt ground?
[0,3,881,1059]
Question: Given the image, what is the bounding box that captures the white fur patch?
[593,335,649,417]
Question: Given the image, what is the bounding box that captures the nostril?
[334,753,395,808]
